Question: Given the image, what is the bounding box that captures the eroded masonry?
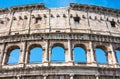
[0,3,120,79]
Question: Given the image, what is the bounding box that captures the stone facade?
[0,3,120,79]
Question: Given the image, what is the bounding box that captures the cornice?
[70,3,120,15]
[0,33,120,44]
[10,3,47,12]
[0,3,120,15]
[0,3,47,14]
[0,8,9,14]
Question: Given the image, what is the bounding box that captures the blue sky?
[0,0,120,9]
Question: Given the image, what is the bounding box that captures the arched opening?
[28,44,43,63]
[7,46,20,65]
[51,46,65,62]
[115,49,120,64]
[95,46,108,64]
[73,46,87,63]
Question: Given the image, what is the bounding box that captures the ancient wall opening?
[5,45,20,65]
[73,44,87,63]
[95,45,108,64]
[115,48,120,64]
[28,44,43,63]
[51,43,65,62]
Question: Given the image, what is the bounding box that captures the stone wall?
[0,3,120,79]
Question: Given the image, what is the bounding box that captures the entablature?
[0,33,120,44]
[11,3,47,12]
[0,66,120,77]
[0,8,9,15]
[70,3,120,16]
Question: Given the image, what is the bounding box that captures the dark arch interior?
[51,46,65,62]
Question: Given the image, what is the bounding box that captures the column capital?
[87,49,91,52]
[95,74,99,79]
[26,50,29,52]
[43,74,48,77]
[17,75,21,79]
[69,74,74,76]
[107,51,112,53]
[70,74,74,79]
[20,49,23,52]
[43,48,45,51]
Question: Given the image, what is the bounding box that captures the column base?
[66,28,71,32]
[45,28,50,32]
[43,61,49,66]
[67,61,74,66]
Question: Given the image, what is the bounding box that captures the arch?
[51,43,65,49]
[51,43,65,62]
[95,45,108,64]
[28,44,43,63]
[73,44,87,63]
[115,48,120,64]
[6,45,20,65]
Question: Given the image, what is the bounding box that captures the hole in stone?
[74,17,80,24]
[110,19,116,27]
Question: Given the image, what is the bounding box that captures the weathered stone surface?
[0,3,120,79]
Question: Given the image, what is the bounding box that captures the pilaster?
[8,12,14,35]
[0,44,5,65]
[19,42,26,64]
[86,48,91,64]
[88,41,96,65]
[95,75,99,79]
[43,74,48,79]
[2,52,7,65]
[26,10,32,34]
[43,40,49,66]
[24,41,28,64]
[70,74,74,79]
[25,50,28,64]
[108,43,117,66]
[66,39,73,65]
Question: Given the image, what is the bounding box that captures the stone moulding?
[0,33,119,43]
[0,3,120,79]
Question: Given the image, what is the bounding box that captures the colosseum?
[0,3,120,79]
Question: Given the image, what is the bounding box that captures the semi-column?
[19,42,26,64]
[25,41,28,64]
[70,74,74,79]
[0,44,5,65]
[88,41,96,64]
[2,52,7,65]
[66,39,73,65]
[95,75,99,79]
[43,74,48,79]
[107,43,118,66]
[48,43,51,63]
[43,40,49,66]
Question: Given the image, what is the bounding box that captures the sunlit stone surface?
[0,3,120,79]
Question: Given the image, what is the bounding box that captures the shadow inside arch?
[7,46,20,65]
